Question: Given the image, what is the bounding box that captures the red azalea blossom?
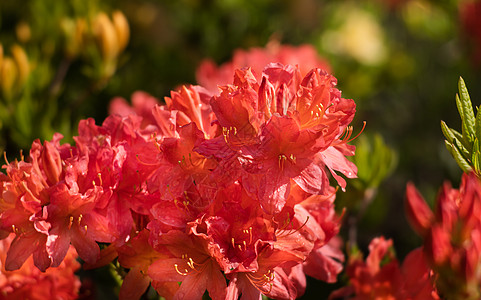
[329,237,439,300]
[0,233,81,300]
[147,227,227,300]
[1,60,357,300]
[197,63,357,214]
[196,42,331,95]
[406,172,481,299]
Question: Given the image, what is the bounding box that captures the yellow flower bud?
[93,12,119,61]
[0,57,18,99]
[16,21,31,43]
[10,45,29,88]
[75,18,87,52]
[0,44,3,68]
[112,11,130,53]
[61,18,87,58]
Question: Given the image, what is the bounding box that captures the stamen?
[187,258,195,270]
[278,154,287,171]
[97,173,103,186]
[346,121,366,143]
[297,216,310,232]
[68,216,74,229]
[289,154,296,164]
[135,154,159,166]
[151,132,162,153]
[3,152,9,165]
[174,264,189,276]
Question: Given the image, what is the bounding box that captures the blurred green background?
[1,0,480,298]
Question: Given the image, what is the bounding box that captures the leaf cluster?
[441,77,481,176]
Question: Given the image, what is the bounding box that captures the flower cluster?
[195,42,331,95]
[1,61,357,299]
[329,237,439,300]
[406,172,481,299]
[0,233,81,300]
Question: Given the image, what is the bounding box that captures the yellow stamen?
[174,263,189,276]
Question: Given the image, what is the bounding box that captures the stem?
[49,57,72,97]
[348,187,377,248]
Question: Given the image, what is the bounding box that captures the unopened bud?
[0,44,3,68]
[93,12,119,61]
[11,44,29,88]
[61,18,87,58]
[0,57,18,99]
[112,10,129,53]
[424,225,452,266]
[16,21,31,43]
[75,18,87,52]
[41,141,62,185]
[405,182,434,236]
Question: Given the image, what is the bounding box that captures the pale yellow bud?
[11,44,29,88]
[0,57,18,99]
[112,11,130,53]
[75,18,87,52]
[16,21,31,43]
[93,12,119,61]
[0,45,3,69]
[61,17,87,58]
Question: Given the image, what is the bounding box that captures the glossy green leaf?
[457,77,476,144]
[446,140,473,173]
[476,106,481,141]
[473,139,481,173]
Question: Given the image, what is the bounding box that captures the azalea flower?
[406,172,481,299]
[196,42,331,95]
[197,64,357,214]
[147,228,227,300]
[0,233,81,300]
[1,59,358,300]
[329,237,438,300]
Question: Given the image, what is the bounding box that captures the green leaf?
[457,77,476,144]
[452,137,471,160]
[473,138,481,173]
[441,122,468,151]
[476,105,481,140]
[445,140,473,173]
[441,120,455,144]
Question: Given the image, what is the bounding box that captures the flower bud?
[61,17,87,58]
[0,57,18,99]
[93,12,119,62]
[0,44,3,68]
[11,44,29,89]
[112,10,130,53]
[424,225,452,266]
[41,141,63,185]
[405,182,434,236]
[15,21,31,43]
